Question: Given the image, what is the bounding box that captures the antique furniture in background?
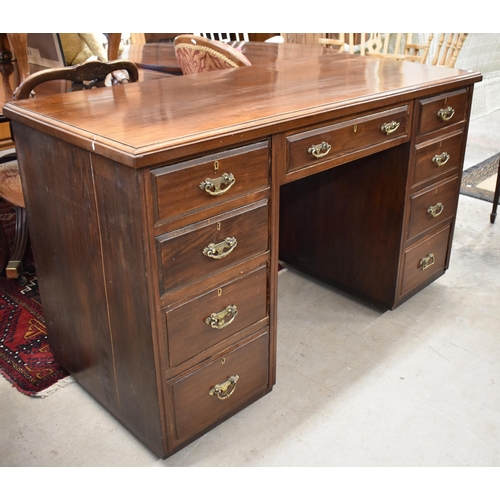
[174,35,252,74]
[0,59,139,283]
[4,43,481,458]
[312,33,468,68]
[193,33,249,42]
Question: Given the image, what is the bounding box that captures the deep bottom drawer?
[169,329,269,444]
[401,224,451,296]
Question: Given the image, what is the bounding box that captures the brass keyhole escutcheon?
[214,160,219,171]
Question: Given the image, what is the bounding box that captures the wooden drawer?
[157,200,269,295]
[169,329,269,444]
[417,89,468,136]
[286,106,409,173]
[401,224,451,296]
[407,175,460,240]
[412,129,464,188]
[165,266,268,367]
[151,141,269,224]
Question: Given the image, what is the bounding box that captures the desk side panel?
[86,154,165,456]
[13,123,164,457]
[13,123,115,394]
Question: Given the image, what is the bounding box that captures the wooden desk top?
[4,44,482,168]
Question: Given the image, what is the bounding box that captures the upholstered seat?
[174,35,251,75]
[0,154,24,208]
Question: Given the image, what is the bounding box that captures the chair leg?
[0,221,9,273]
[6,206,29,285]
[490,167,500,223]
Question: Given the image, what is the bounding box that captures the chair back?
[317,33,411,58]
[13,59,139,100]
[193,33,249,43]
[427,33,468,68]
[174,35,252,75]
[316,32,467,68]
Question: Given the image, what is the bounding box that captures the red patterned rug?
[0,199,70,396]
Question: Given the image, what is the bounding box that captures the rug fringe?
[34,376,76,398]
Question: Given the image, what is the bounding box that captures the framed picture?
[27,34,66,68]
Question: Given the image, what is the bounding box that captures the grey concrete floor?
[1,111,500,468]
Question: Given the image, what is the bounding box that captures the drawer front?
[407,176,460,240]
[169,329,269,443]
[413,130,464,187]
[286,106,409,173]
[401,224,451,296]
[417,89,468,136]
[166,266,268,367]
[157,201,269,295]
[152,141,269,224]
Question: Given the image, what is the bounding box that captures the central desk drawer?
[286,106,409,173]
[151,141,269,224]
[407,175,460,240]
[168,329,269,445]
[165,266,268,367]
[157,200,269,295]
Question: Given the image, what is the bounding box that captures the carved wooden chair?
[0,59,139,284]
[316,33,467,68]
[174,35,252,75]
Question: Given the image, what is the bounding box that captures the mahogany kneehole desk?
[3,52,482,458]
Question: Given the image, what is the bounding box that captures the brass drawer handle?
[437,106,455,122]
[203,236,237,259]
[308,141,331,158]
[209,374,239,400]
[432,152,450,167]
[419,253,435,271]
[427,202,444,218]
[381,121,400,135]
[199,173,235,196]
[205,305,238,329]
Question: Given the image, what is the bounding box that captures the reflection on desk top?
[0,61,170,115]
[3,45,482,168]
[120,41,352,74]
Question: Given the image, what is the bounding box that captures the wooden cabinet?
[3,51,481,458]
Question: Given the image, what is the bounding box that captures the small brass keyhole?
[217,222,221,230]
[218,288,223,297]
[214,160,219,171]
[221,357,226,364]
